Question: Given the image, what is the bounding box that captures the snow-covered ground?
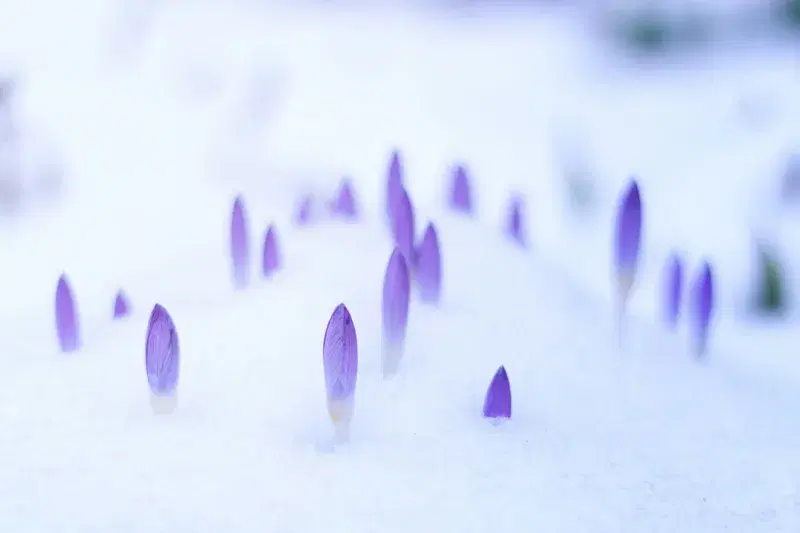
[0,2,798,532]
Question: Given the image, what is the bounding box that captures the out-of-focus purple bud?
[323,303,358,438]
[448,164,473,214]
[415,222,442,305]
[385,149,403,220]
[691,260,714,357]
[295,194,313,226]
[483,366,511,420]
[613,179,642,306]
[113,290,131,320]
[505,194,525,247]
[390,186,416,268]
[262,224,281,277]
[55,274,80,353]
[381,248,411,378]
[145,304,180,398]
[663,253,683,329]
[330,178,358,219]
[230,195,250,290]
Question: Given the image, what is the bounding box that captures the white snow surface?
[0,2,798,532]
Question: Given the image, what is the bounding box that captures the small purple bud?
[330,178,357,219]
[55,274,80,353]
[448,164,473,214]
[505,194,525,247]
[415,222,442,305]
[390,186,416,268]
[294,194,313,226]
[113,290,131,320]
[691,261,714,357]
[663,253,683,329]
[385,149,403,219]
[483,366,511,420]
[230,195,250,290]
[323,303,358,403]
[381,248,411,378]
[262,224,281,277]
[613,179,642,304]
[145,304,180,396]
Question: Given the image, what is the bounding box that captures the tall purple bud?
[322,303,358,442]
[505,194,525,247]
[448,164,473,214]
[331,178,358,219]
[113,290,131,320]
[415,222,442,305]
[691,261,714,358]
[385,149,403,221]
[381,248,411,378]
[230,195,250,290]
[613,179,642,310]
[390,186,416,270]
[262,224,281,277]
[55,274,80,353]
[663,253,683,329]
[145,304,180,414]
[483,366,511,421]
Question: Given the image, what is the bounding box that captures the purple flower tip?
[55,274,80,353]
[506,194,525,246]
[295,194,313,226]
[390,186,416,268]
[415,222,442,304]
[230,194,250,290]
[262,224,281,277]
[323,303,359,402]
[382,248,411,377]
[449,164,473,214]
[613,178,642,300]
[385,149,404,219]
[663,253,683,328]
[691,260,714,357]
[483,365,511,420]
[331,178,358,218]
[113,290,131,319]
[145,304,180,396]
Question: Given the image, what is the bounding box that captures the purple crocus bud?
[691,261,714,357]
[613,179,642,308]
[323,303,358,440]
[262,224,281,277]
[483,366,511,420]
[113,290,131,320]
[415,222,442,305]
[55,274,80,353]
[390,186,416,268]
[381,248,411,378]
[294,194,313,226]
[448,164,473,214]
[330,178,357,219]
[145,304,180,413]
[230,195,250,290]
[505,194,525,247]
[385,149,403,220]
[663,253,683,329]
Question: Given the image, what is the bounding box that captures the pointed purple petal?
[483,366,511,419]
[385,149,403,219]
[145,304,180,395]
[691,261,714,357]
[55,274,80,353]
[390,186,416,268]
[323,303,358,402]
[449,164,473,214]
[262,224,281,277]
[613,179,642,299]
[294,194,313,226]
[331,178,358,218]
[663,253,683,328]
[113,290,131,319]
[505,194,525,246]
[416,222,442,305]
[381,248,411,377]
[230,195,250,289]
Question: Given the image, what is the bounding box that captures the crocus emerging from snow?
[323,303,358,442]
[449,164,473,214]
[663,253,683,328]
[483,366,511,420]
[381,248,411,378]
[295,194,313,226]
[331,178,357,219]
[613,179,642,310]
[691,261,714,358]
[385,149,403,220]
[230,195,250,290]
[416,222,442,305]
[145,304,180,414]
[55,274,80,353]
[113,290,131,320]
[390,186,416,268]
[262,224,280,277]
[506,194,525,247]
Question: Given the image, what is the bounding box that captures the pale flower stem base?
[327,397,354,444]
[381,340,403,380]
[615,271,634,348]
[150,391,178,415]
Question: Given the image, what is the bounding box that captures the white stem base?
[150,392,178,415]
[327,397,354,444]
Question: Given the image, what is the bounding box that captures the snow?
[0,2,799,532]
